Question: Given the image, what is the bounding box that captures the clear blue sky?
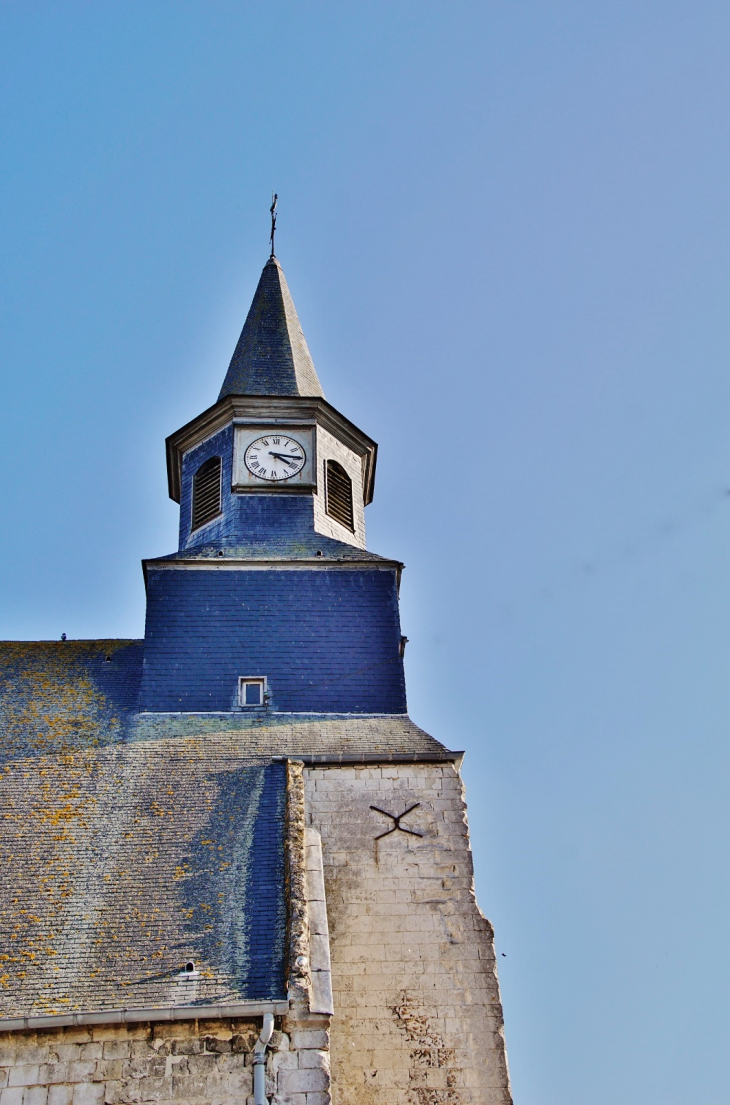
[2,2,729,1101]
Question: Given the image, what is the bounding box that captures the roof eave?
[0,999,290,1034]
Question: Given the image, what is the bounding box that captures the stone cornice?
[275,751,465,768]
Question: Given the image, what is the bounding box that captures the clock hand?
[268,452,301,462]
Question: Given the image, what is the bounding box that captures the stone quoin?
[0,248,513,1104]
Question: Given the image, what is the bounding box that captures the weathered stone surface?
[47,1087,71,1105]
[0,1024,263,1105]
[289,1030,329,1051]
[0,1015,330,1105]
[278,1066,328,1094]
[305,762,512,1105]
[1,1088,25,1105]
[71,1084,103,1105]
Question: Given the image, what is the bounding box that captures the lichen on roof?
[0,733,287,1016]
[0,638,449,1019]
[0,641,288,1015]
[0,640,142,764]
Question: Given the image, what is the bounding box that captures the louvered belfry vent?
[325,460,354,531]
[191,456,222,531]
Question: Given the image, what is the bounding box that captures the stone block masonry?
[304,763,512,1105]
[0,1016,330,1105]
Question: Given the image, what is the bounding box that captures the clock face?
[243,435,307,482]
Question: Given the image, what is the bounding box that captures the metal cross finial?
[269,193,278,257]
[369,803,423,841]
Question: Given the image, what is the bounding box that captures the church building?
[0,244,513,1105]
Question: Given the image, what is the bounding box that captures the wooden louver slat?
[325,460,354,531]
[191,456,222,531]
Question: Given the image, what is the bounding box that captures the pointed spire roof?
[218,256,324,399]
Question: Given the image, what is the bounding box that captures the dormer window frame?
[238,676,268,708]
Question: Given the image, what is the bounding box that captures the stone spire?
[218,256,325,399]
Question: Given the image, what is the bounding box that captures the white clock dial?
[244,435,306,481]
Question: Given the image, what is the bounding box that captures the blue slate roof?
[0,640,449,1018]
[0,641,287,1014]
[0,640,143,763]
[140,565,408,714]
[219,257,325,399]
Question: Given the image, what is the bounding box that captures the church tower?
[0,246,513,1105]
[146,253,403,717]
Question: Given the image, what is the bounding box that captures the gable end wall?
[304,762,512,1105]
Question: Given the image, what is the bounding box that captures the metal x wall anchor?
[370,803,424,840]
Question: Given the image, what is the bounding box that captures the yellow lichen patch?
[0,715,285,1018]
[0,641,127,757]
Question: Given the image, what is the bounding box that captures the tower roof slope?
[219,256,324,399]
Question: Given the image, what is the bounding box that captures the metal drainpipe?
[253,1012,274,1105]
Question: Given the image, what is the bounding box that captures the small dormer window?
[191,456,222,531]
[239,677,267,707]
[325,460,354,531]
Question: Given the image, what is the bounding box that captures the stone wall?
[304,762,512,1105]
[0,1016,329,1105]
